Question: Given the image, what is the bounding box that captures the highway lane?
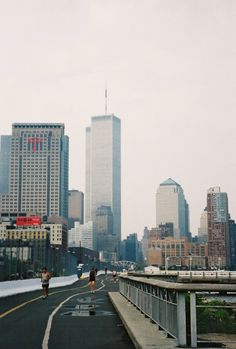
[0,275,134,349]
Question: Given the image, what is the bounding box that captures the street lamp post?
[189,256,193,272]
[165,257,170,273]
[218,257,221,271]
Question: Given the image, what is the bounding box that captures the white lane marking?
[42,280,105,349]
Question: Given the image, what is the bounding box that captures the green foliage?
[196,296,236,334]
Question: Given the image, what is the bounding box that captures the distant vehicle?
[144,265,160,274]
[9,273,20,280]
[26,269,36,278]
[77,264,83,278]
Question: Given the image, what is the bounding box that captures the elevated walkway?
[109,292,176,349]
[109,291,229,349]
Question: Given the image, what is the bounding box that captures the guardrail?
[131,270,236,283]
[119,274,236,347]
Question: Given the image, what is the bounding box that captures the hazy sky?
[0,0,236,239]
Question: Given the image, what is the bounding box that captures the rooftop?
[160,178,180,187]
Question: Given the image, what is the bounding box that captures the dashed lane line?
[42,280,106,349]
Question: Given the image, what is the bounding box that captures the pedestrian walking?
[41,267,51,299]
[89,267,96,293]
[112,270,117,282]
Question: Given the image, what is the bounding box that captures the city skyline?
[0,1,236,238]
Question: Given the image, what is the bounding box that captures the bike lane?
[48,276,134,349]
[0,278,89,349]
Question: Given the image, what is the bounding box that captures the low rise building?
[147,236,207,269]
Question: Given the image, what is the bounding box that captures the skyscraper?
[0,123,69,219]
[198,208,208,243]
[207,186,230,268]
[122,233,138,262]
[68,190,84,229]
[156,178,189,239]
[95,205,113,235]
[229,219,236,269]
[0,136,11,195]
[85,115,121,244]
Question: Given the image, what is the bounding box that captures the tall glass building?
[156,178,189,239]
[0,136,11,195]
[0,123,69,219]
[85,115,121,242]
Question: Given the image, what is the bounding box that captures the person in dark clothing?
[89,267,96,293]
[112,269,117,282]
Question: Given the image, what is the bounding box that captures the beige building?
[147,236,207,269]
[42,216,68,251]
[5,227,48,241]
[198,208,208,242]
[68,190,84,228]
[156,178,189,239]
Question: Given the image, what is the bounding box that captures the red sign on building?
[16,216,42,226]
[28,138,43,152]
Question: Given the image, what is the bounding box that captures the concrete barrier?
[0,274,84,298]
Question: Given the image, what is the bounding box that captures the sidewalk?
[109,292,176,349]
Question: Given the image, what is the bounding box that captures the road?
[0,274,134,349]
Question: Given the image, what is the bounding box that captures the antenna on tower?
[105,84,108,115]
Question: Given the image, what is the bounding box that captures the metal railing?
[119,274,236,347]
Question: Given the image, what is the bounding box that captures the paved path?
[0,275,134,349]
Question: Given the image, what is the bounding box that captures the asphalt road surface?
[0,275,134,349]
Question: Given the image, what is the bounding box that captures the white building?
[41,223,63,246]
[85,115,121,242]
[198,208,208,242]
[156,178,189,239]
[68,221,95,251]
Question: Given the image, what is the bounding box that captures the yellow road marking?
[0,282,89,319]
[0,296,42,318]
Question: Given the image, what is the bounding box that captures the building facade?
[94,205,117,258]
[68,190,84,229]
[0,136,11,195]
[85,115,121,245]
[122,233,138,262]
[198,208,208,243]
[229,219,236,269]
[156,178,189,239]
[207,187,230,268]
[68,221,95,251]
[147,236,207,269]
[0,123,69,219]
